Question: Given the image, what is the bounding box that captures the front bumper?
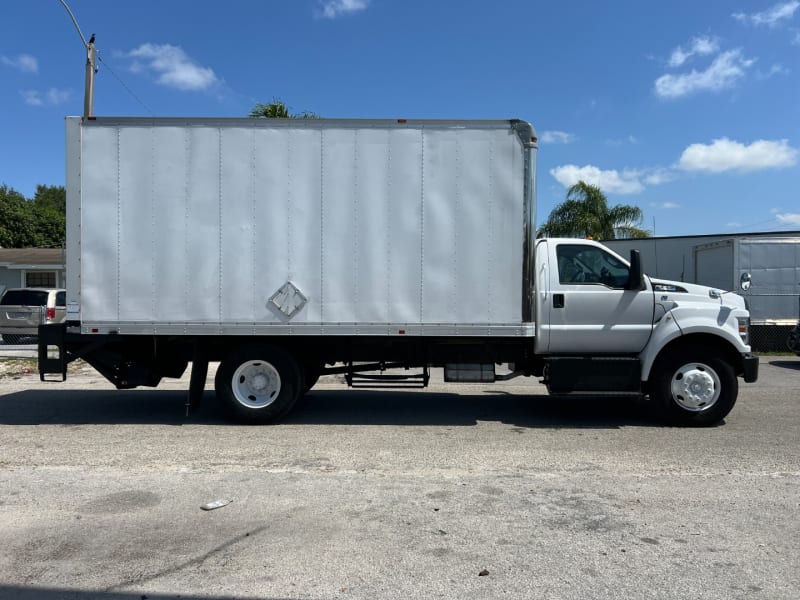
[742,353,759,383]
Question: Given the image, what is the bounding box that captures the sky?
[1,0,798,237]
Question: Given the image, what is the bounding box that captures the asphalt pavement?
[0,357,798,600]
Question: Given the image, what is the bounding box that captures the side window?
[556,245,630,288]
[56,291,66,307]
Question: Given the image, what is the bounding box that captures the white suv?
[0,288,66,344]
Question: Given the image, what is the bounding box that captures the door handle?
[553,293,565,308]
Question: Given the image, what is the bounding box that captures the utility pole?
[58,0,96,118]
[83,34,96,118]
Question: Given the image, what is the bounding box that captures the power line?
[97,54,154,116]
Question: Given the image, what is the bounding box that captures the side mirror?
[740,272,752,292]
[625,249,644,291]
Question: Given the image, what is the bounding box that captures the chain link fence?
[750,325,797,353]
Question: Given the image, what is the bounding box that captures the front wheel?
[215,345,302,424]
[649,349,738,427]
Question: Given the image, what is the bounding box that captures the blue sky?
[1,0,798,236]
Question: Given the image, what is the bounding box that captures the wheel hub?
[250,373,269,393]
[231,360,282,409]
[671,362,720,412]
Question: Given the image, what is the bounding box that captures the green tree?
[0,184,36,247]
[537,181,649,240]
[0,183,66,248]
[249,98,319,119]
[32,184,66,214]
[31,185,66,247]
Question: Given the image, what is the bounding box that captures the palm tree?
[249,99,319,119]
[537,181,649,240]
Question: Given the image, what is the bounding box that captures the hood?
[649,277,747,311]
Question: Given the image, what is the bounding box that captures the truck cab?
[535,238,758,425]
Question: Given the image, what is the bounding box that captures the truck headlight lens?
[737,317,749,346]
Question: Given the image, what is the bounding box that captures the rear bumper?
[742,353,759,383]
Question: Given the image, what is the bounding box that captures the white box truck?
[694,237,800,327]
[39,117,758,426]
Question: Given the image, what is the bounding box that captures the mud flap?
[38,324,67,381]
[186,345,209,416]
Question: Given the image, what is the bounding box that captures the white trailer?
[40,117,758,426]
[694,237,800,326]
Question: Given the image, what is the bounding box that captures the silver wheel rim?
[231,360,281,409]
[670,362,721,412]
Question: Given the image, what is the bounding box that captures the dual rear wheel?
[215,345,304,424]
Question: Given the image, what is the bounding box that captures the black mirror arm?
[625,249,645,291]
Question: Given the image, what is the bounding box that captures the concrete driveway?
[0,358,798,599]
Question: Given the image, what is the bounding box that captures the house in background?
[0,248,66,296]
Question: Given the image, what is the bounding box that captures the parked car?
[0,288,66,344]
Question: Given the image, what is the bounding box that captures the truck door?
[542,241,655,353]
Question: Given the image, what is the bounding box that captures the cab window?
[556,245,630,288]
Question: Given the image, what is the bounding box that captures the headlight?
[737,317,749,346]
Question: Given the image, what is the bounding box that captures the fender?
[639,303,749,380]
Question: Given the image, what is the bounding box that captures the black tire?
[650,348,738,427]
[215,345,302,424]
[3,335,21,345]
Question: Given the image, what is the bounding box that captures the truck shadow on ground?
[0,388,664,428]
[768,360,800,370]
[0,587,294,600]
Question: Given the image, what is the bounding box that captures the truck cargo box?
[694,237,800,326]
[66,117,537,336]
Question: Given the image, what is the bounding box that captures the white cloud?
[550,165,644,194]
[539,130,576,144]
[775,212,800,225]
[653,202,680,209]
[643,168,675,185]
[757,63,789,79]
[668,36,719,67]
[1,53,38,73]
[126,44,218,91]
[678,138,798,172]
[20,88,72,106]
[733,1,800,27]
[20,90,42,106]
[793,31,800,45]
[316,0,369,18]
[655,49,754,99]
[605,135,638,147]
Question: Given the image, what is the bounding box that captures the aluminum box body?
[694,237,800,325]
[66,117,536,336]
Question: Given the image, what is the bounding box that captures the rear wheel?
[650,348,738,427]
[215,345,302,424]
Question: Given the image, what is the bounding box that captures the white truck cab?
[535,238,757,425]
